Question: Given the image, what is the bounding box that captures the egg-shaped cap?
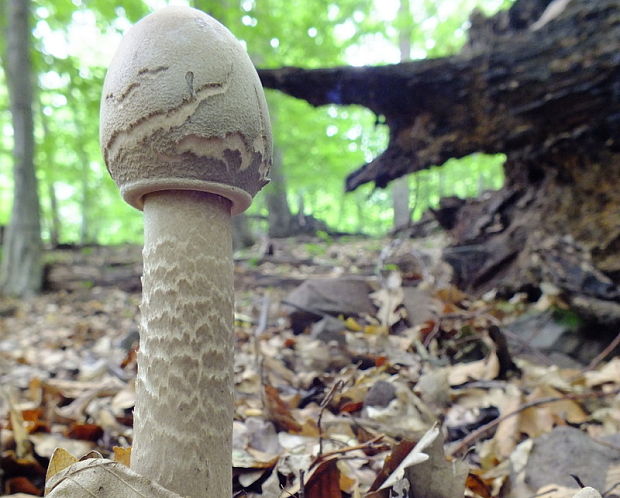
[100,6,271,215]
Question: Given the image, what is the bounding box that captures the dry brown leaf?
[264,385,303,433]
[371,424,439,492]
[526,385,588,428]
[66,422,104,442]
[585,357,620,387]
[368,439,416,492]
[5,476,41,496]
[113,446,131,467]
[45,447,78,483]
[435,286,469,305]
[520,405,554,438]
[304,457,343,498]
[492,385,522,458]
[370,272,404,328]
[465,472,493,498]
[447,352,500,386]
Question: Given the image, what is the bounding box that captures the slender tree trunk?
[40,106,60,247]
[391,0,412,229]
[1,0,42,297]
[266,147,295,237]
[232,214,254,249]
[79,158,90,244]
[65,89,94,246]
[355,193,364,233]
[47,182,60,248]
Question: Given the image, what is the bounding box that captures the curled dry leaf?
[405,430,469,498]
[45,458,182,497]
[264,384,303,433]
[447,351,500,386]
[45,447,77,483]
[377,424,440,491]
[303,457,342,498]
[585,357,620,387]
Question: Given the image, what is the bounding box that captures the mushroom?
[99,6,271,497]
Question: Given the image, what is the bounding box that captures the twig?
[448,387,620,457]
[603,481,620,497]
[531,489,560,497]
[587,329,620,370]
[312,435,385,470]
[318,380,344,456]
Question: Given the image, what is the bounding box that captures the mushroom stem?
[134,189,233,497]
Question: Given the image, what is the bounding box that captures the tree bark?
[1,0,43,297]
[232,214,254,249]
[257,0,620,319]
[391,0,412,230]
[40,106,61,248]
[266,147,295,237]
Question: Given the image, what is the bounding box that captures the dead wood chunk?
[431,196,466,230]
[258,0,620,328]
[284,277,375,333]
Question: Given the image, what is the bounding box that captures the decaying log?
[257,0,620,320]
[258,0,619,190]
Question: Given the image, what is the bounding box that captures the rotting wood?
[257,0,620,319]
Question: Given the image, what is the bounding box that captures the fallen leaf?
[5,476,41,495]
[378,424,439,491]
[584,358,620,387]
[405,430,469,498]
[44,458,182,497]
[66,423,104,442]
[113,446,131,467]
[447,352,500,386]
[46,447,78,483]
[492,385,522,458]
[304,457,342,498]
[264,385,303,433]
[466,472,493,498]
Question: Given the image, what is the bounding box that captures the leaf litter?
[0,236,619,497]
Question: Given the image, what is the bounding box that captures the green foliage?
[304,242,327,257]
[553,308,583,330]
[0,0,513,243]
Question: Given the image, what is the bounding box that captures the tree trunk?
[266,147,295,237]
[391,0,412,230]
[232,214,254,249]
[47,182,60,248]
[40,106,61,248]
[257,0,620,321]
[1,0,42,297]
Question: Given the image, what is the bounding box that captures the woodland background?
[0,0,508,249]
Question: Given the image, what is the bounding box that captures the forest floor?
[1,234,619,497]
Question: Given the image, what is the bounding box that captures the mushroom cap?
[100,6,271,215]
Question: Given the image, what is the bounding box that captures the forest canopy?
[0,0,510,244]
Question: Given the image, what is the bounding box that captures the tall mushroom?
[99,7,271,497]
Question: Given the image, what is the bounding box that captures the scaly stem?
[133,190,233,497]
